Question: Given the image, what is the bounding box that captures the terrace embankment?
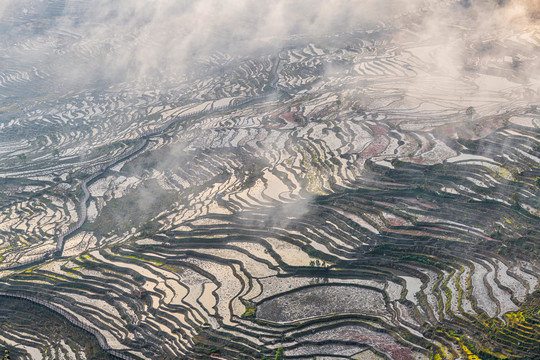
[0,5,540,359]
[1,105,538,359]
[0,295,113,360]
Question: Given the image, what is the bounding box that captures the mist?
[0,0,438,90]
[0,0,537,98]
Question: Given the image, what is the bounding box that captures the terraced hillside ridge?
[0,295,112,360]
[0,0,539,359]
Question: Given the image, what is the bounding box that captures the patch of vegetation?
[161,263,184,273]
[242,302,257,318]
[400,254,443,269]
[275,347,284,360]
[239,160,267,191]
[86,179,177,236]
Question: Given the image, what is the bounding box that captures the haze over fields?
[0,1,539,359]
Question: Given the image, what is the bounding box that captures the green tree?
[275,348,284,360]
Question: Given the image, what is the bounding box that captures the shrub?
[275,348,284,360]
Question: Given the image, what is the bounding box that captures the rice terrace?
[0,0,539,359]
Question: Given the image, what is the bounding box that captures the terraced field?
[0,0,539,359]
